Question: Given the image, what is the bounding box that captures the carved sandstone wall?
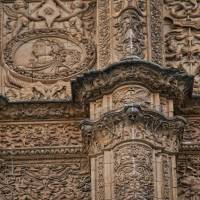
[0,0,200,200]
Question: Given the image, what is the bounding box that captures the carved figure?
[15,38,81,76]
[3,0,29,36]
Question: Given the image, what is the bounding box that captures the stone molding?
[0,58,193,121]
[81,105,186,154]
[0,146,84,160]
[72,58,193,104]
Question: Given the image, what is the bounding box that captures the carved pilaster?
[97,0,111,68]
[150,0,164,65]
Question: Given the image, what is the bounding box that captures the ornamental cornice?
[72,58,193,104]
[180,143,200,152]
[0,58,194,121]
[81,105,186,136]
[81,105,186,154]
[0,146,84,160]
[0,96,87,121]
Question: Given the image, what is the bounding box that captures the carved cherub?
[3,0,29,36]
[3,0,41,36]
[60,0,90,38]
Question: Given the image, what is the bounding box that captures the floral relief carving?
[0,122,82,148]
[95,156,104,200]
[183,118,200,142]
[112,0,147,59]
[150,0,163,65]
[164,0,200,93]
[0,161,91,200]
[0,101,86,121]
[97,0,111,68]
[162,155,172,200]
[113,143,153,200]
[178,154,200,200]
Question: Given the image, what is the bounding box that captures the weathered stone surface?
[0,0,200,199]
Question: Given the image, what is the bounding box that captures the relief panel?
[183,118,200,142]
[0,121,82,148]
[0,160,91,199]
[1,0,96,101]
[150,0,164,65]
[97,0,111,68]
[178,154,200,200]
[95,156,104,200]
[112,85,151,110]
[163,0,200,93]
[113,143,154,200]
[112,0,147,60]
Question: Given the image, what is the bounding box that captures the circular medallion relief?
[4,29,96,81]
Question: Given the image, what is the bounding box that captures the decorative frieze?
[0,121,82,148]
[0,159,91,199]
[112,0,147,60]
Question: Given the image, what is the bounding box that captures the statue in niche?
[18,38,81,75]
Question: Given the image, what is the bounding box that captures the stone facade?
[0,0,200,199]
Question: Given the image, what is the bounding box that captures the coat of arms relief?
[1,0,96,101]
